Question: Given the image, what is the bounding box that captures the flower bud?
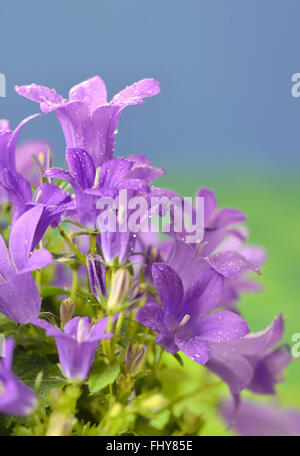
[124,343,146,375]
[60,298,75,328]
[86,254,106,300]
[107,268,131,313]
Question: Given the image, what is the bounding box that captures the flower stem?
[57,226,86,266]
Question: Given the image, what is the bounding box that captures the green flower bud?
[60,298,75,328]
[107,268,131,313]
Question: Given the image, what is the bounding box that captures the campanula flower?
[45,149,149,229]
[0,168,73,246]
[0,339,36,416]
[206,315,291,398]
[16,76,160,167]
[0,116,39,171]
[220,399,300,436]
[136,263,249,364]
[31,316,113,381]
[0,205,52,324]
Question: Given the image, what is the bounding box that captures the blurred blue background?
[1,0,300,176]
[1,0,300,433]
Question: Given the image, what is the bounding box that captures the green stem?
[111,311,124,351]
[57,226,86,266]
[90,233,97,254]
[70,269,78,302]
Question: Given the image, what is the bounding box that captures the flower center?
[93,167,101,189]
[77,319,86,343]
[177,314,191,329]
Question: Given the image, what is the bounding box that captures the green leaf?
[13,348,67,398]
[88,361,120,393]
[41,286,70,298]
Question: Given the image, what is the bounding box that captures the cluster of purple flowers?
[0,76,298,435]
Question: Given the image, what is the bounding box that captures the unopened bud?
[142,393,166,412]
[124,343,146,375]
[86,254,106,300]
[107,268,131,313]
[60,298,75,328]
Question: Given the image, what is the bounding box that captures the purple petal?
[15,84,66,113]
[117,178,149,193]
[99,228,135,265]
[110,78,160,107]
[0,169,32,223]
[196,188,217,225]
[230,315,284,355]
[66,148,95,189]
[89,105,121,167]
[175,337,211,364]
[44,167,78,189]
[152,263,184,327]
[0,234,14,280]
[22,248,53,273]
[212,208,247,228]
[86,254,106,297]
[0,272,41,324]
[182,268,224,318]
[9,205,44,270]
[126,155,166,183]
[196,311,249,343]
[136,301,167,334]
[220,399,300,436]
[69,76,107,113]
[33,182,71,207]
[205,251,260,279]
[31,318,62,337]
[206,343,254,394]
[99,158,133,189]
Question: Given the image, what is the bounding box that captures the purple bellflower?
[31,316,113,381]
[0,206,52,324]
[0,116,39,172]
[205,315,291,398]
[0,168,73,247]
[136,263,249,364]
[15,76,160,167]
[44,149,150,229]
[15,139,54,187]
[0,339,36,416]
[220,399,300,436]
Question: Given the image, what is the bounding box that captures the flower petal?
[9,205,44,270]
[152,263,184,328]
[196,311,249,342]
[66,148,95,189]
[69,76,107,113]
[110,78,160,107]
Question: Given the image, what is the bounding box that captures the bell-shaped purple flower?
[15,76,160,167]
[45,149,150,229]
[0,168,73,245]
[136,263,249,364]
[15,139,54,187]
[0,115,39,172]
[0,339,36,416]
[206,315,291,398]
[0,206,52,324]
[220,399,300,436]
[31,316,113,381]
